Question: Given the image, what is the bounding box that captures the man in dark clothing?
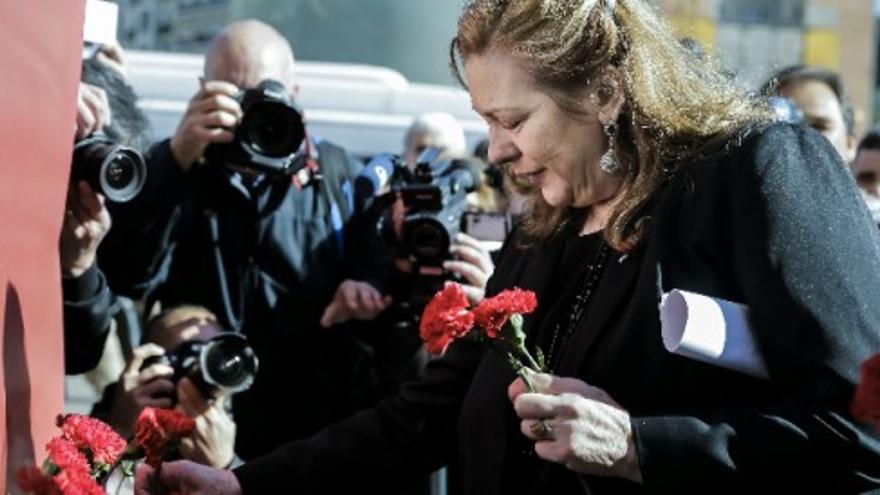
[100,20,398,460]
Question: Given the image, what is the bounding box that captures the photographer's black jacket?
[100,137,396,459]
[232,123,880,493]
[63,263,115,374]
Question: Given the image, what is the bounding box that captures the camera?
[71,132,146,203]
[360,148,480,266]
[142,333,259,399]
[206,79,306,176]
[357,148,481,310]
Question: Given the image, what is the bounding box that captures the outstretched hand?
[320,279,392,328]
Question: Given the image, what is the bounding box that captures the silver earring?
[599,122,621,174]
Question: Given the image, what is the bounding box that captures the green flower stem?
[517,366,538,392]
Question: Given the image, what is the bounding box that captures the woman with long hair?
[138,1,880,493]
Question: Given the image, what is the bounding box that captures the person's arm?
[231,337,484,492]
[61,180,114,374]
[634,123,880,491]
[63,263,114,374]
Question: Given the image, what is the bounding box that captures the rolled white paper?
[660,289,769,379]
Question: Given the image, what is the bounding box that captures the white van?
[126,50,488,159]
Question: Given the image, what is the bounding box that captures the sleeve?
[233,339,485,492]
[97,139,194,298]
[63,263,115,374]
[633,123,880,491]
[338,149,394,292]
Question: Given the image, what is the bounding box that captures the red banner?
[0,1,86,491]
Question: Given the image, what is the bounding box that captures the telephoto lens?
[71,132,146,202]
[141,333,259,400]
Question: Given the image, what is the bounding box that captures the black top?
[234,122,880,494]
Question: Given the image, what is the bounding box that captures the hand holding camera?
[60,181,112,277]
[109,343,176,438]
[443,232,495,305]
[170,80,242,170]
[176,377,237,469]
[75,82,111,140]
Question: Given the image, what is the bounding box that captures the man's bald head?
[204,20,296,93]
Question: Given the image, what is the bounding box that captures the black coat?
[234,123,880,493]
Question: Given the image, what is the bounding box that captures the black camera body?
[357,149,480,310]
[71,132,146,203]
[400,155,479,266]
[205,79,306,177]
[142,333,259,400]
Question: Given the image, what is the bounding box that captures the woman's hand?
[508,373,643,484]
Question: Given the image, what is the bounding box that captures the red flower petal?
[419,283,475,355]
[472,288,537,338]
[57,414,127,466]
[45,438,90,475]
[53,468,104,495]
[135,407,196,467]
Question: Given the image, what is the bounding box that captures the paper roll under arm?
[660,289,769,379]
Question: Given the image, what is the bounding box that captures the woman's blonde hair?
[451,0,774,251]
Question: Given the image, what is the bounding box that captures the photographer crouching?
[91,305,252,468]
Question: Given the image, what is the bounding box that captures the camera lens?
[241,102,305,158]
[407,218,449,261]
[200,334,258,394]
[72,134,146,203]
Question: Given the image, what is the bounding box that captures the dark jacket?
[63,263,115,374]
[99,137,394,458]
[233,123,880,493]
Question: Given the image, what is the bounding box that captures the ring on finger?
[529,419,553,439]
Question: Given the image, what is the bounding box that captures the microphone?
[354,153,399,209]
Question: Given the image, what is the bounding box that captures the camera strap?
[291,134,320,190]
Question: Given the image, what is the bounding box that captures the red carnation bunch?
[15,417,118,495]
[17,407,196,494]
[57,414,127,470]
[420,284,544,388]
[134,407,196,467]
[852,354,880,430]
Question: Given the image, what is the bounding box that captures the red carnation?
[52,468,104,495]
[852,353,880,429]
[57,414,126,466]
[45,438,90,475]
[135,407,196,467]
[472,288,537,338]
[419,283,475,355]
[16,466,60,495]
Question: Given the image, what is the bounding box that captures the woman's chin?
[541,189,575,208]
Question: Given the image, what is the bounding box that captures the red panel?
[0,1,86,491]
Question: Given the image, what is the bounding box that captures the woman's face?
[464,49,622,209]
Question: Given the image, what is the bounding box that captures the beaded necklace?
[544,240,611,372]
